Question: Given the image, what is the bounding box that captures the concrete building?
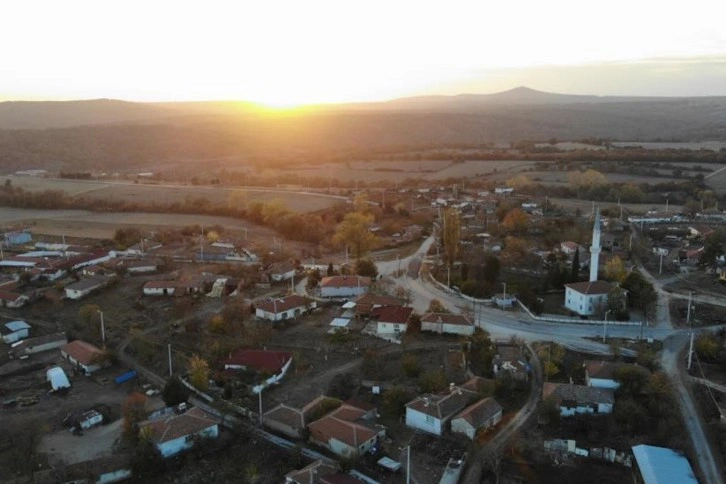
[420,313,474,336]
[543,382,614,417]
[255,295,316,322]
[631,444,698,484]
[139,406,219,458]
[451,397,503,440]
[64,277,108,300]
[319,276,371,298]
[1,320,30,343]
[405,383,479,436]
[564,280,613,317]
[61,340,104,375]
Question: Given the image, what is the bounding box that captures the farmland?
[4,176,344,213]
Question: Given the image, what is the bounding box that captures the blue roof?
[4,320,30,332]
[632,445,698,484]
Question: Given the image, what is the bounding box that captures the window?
[425,415,435,424]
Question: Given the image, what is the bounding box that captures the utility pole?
[686,291,693,327]
[168,344,173,377]
[406,445,411,484]
[688,332,695,371]
[659,253,663,275]
[97,310,106,347]
[502,282,507,308]
[258,389,263,427]
[603,310,611,344]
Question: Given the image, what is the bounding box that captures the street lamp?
[502,282,507,308]
[97,310,105,346]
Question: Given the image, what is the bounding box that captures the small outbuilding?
[2,320,31,343]
[46,366,71,391]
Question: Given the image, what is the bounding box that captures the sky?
[2,0,726,105]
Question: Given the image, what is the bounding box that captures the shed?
[631,444,698,484]
[2,320,31,343]
[47,367,71,391]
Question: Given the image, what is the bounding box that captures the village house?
[9,332,68,359]
[307,403,385,458]
[584,360,649,390]
[450,397,503,440]
[374,306,413,335]
[138,405,219,458]
[263,395,330,439]
[60,340,104,375]
[560,241,586,257]
[543,382,614,417]
[564,280,613,317]
[0,290,29,308]
[319,275,371,298]
[420,313,475,336]
[143,280,181,296]
[223,349,293,393]
[64,276,109,300]
[354,294,404,318]
[255,295,316,322]
[269,262,297,282]
[405,382,479,436]
[1,320,31,344]
[2,229,32,247]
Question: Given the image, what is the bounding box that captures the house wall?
[61,350,101,375]
[564,288,607,316]
[377,322,408,334]
[421,322,474,336]
[22,338,67,355]
[128,265,157,274]
[559,403,612,417]
[2,328,29,344]
[143,287,175,296]
[80,413,104,429]
[156,424,219,458]
[271,270,295,282]
[264,418,302,439]
[2,296,28,308]
[405,408,442,436]
[587,377,620,390]
[320,285,369,298]
[451,410,502,440]
[327,433,380,457]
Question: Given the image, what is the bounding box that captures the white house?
[543,382,614,417]
[143,280,179,296]
[420,313,474,336]
[451,397,503,440]
[0,291,29,308]
[64,277,108,300]
[564,280,613,316]
[405,384,478,436]
[61,340,104,375]
[307,404,385,458]
[255,295,316,322]
[223,349,293,394]
[269,263,297,282]
[1,320,31,344]
[494,187,514,195]
[585,360,650,390]
[139,406,219,458]
[319,276,371,298]
[9,332,67,358]
[374,306,413,335]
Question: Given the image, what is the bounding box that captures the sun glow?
[1,0,725,102]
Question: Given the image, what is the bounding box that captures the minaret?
[589,207,601,282]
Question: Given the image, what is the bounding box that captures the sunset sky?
[2,0,726,105]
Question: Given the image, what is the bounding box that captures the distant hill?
[1,88,726,172]
[0,99,179,130]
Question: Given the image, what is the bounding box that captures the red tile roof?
[141,406,218,444]
[373,306,413,324]
[224,350,292,374]
[453,397,502,427]
[421,313,472,326]
[61,340,102,365]
[564,280,613,295]
[320,276,371,288]
[0,290,24,302]
[308,415,378,449]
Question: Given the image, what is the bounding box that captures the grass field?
[4,176,343,213]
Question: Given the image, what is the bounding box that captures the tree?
[78,304,101,334]
[570,249,580,282]
[622,271,657,320]
[382,387,410,418]
[162,376,191,407]
[606,287,628,320]
[482,254,500,283]
[427,299,447,313]
[698,229,726,270]
[419,370,447,393]
[441,207,461,268]
[187,354,210,391]
[502,208,529,233]
[506,174,532,190]
[354,258,378,278]
[352,192,371,214]
[402,353,421,377]
[613,366,650,397]
[407,313,421,334]
[604,256,627,283]
[695,333,720,361]
[568,169,607,188]
[333,211,377,259]
[327,262,335,277]
[467,328,496,375]
[122,392,148,438]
